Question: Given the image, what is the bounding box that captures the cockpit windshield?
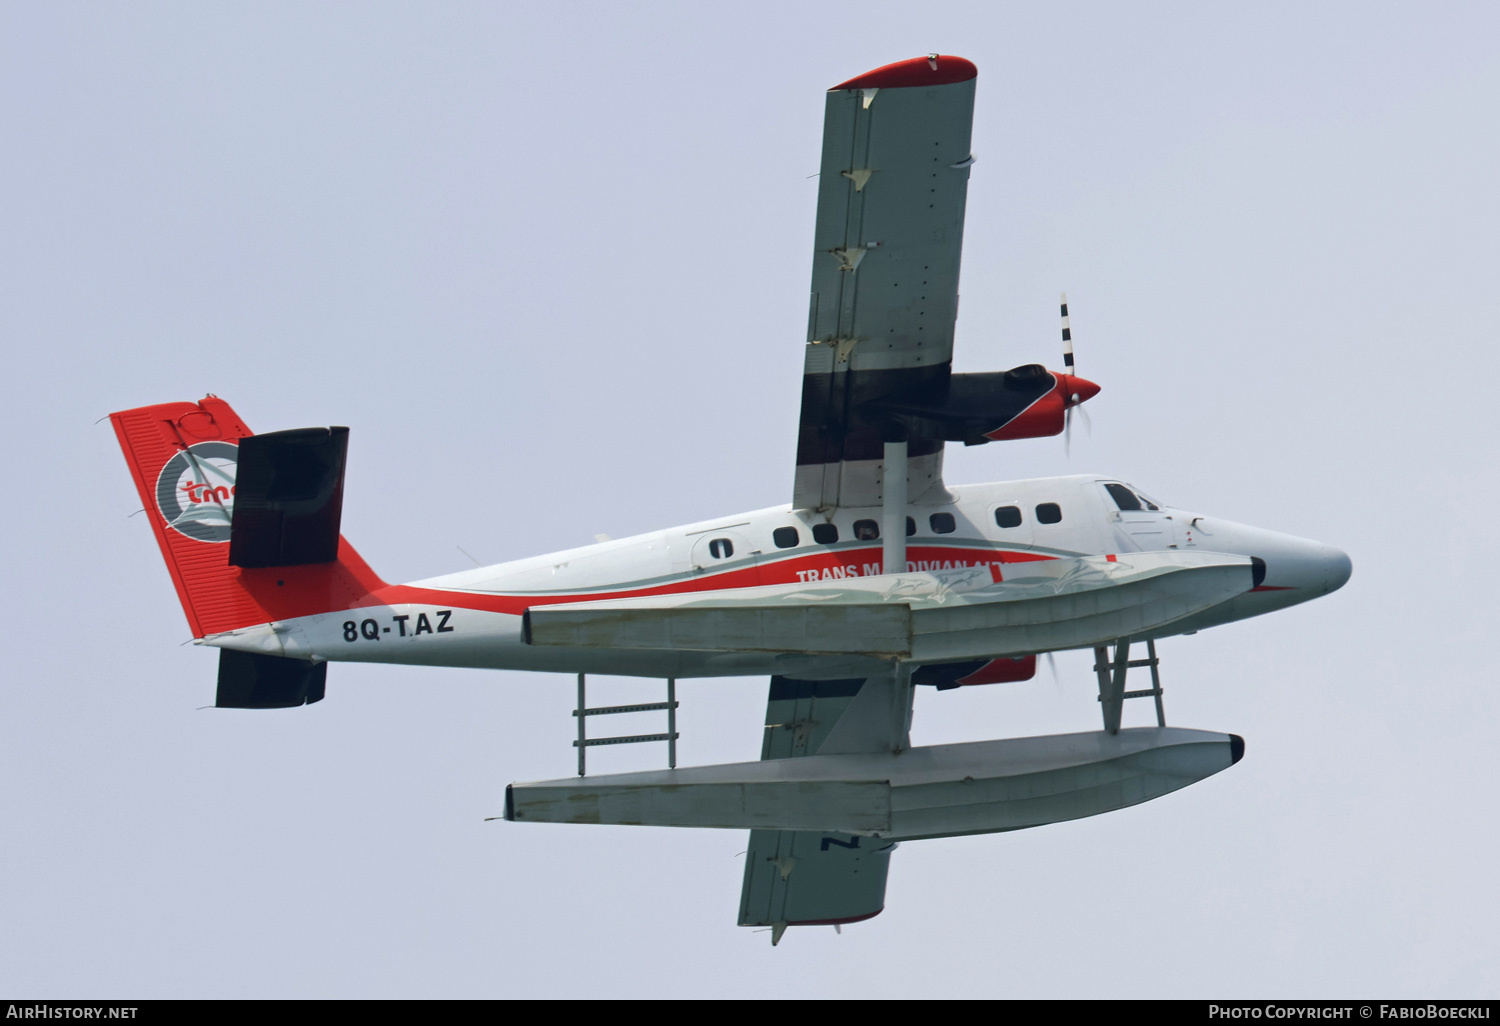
[1132,486,1162,511]
[1104,482,1162,512]
[1104,483,1142,510]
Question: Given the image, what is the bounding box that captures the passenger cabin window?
[994,505,1022,529]
[708,538,734,559]
[773,526,799,549]
[812,522,839,544]
[1104,483,1143,511]
[906,516,916,536]
[1036,503,1063,525]
[853,519,879,541]
[929,512,956,534]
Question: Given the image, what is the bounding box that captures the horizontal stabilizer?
[523,551,1256,661]
[506,727,1243,840]
[216,649,326,709]
[229,427,349,569]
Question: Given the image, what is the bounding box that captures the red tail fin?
[111,396,385,638]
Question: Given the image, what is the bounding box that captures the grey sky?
[2,1,1496,997]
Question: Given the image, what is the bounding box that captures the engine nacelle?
[913,655,1037,689]
[864,365,1100,446]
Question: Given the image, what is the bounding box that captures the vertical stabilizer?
[111,397,385,638]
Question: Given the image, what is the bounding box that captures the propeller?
[1060,292,1093,455]
[1044,650,1067,701]
[1060,291,1074,376]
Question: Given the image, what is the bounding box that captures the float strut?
[1095,639,1130,735]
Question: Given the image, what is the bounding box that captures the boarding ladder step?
[573,673,678,777]
[1092,638,1166,732]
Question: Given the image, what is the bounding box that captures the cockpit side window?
[1104,483,1143,511]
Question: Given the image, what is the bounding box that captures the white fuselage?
[201,474,1351,678]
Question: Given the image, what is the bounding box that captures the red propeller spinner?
[981,370,1100,441]
[984,294,1100,443]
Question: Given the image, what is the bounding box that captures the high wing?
[792,56,1101,512]
[737,677,897,942]
[795,55,978,510]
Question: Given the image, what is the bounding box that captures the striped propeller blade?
[1060,292,1075,374]
[1061,292,1076,457]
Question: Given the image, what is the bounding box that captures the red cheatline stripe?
[343,546,1059,619]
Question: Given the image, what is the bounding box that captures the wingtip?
[829,55,977,91]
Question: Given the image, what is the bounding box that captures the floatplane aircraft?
[111,54,1350,944]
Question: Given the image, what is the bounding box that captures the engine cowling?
[863,365,1099,445]
[913,655,1037,690]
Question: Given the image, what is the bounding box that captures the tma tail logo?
[155,441,238,543]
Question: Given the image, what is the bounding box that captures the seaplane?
[110,54,1351,944]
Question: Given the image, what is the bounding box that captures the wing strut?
[881,441,907,576]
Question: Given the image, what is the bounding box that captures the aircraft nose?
[1321,546,1353,595]
[1199,519,1350,601]
[1259,538,1352,596]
